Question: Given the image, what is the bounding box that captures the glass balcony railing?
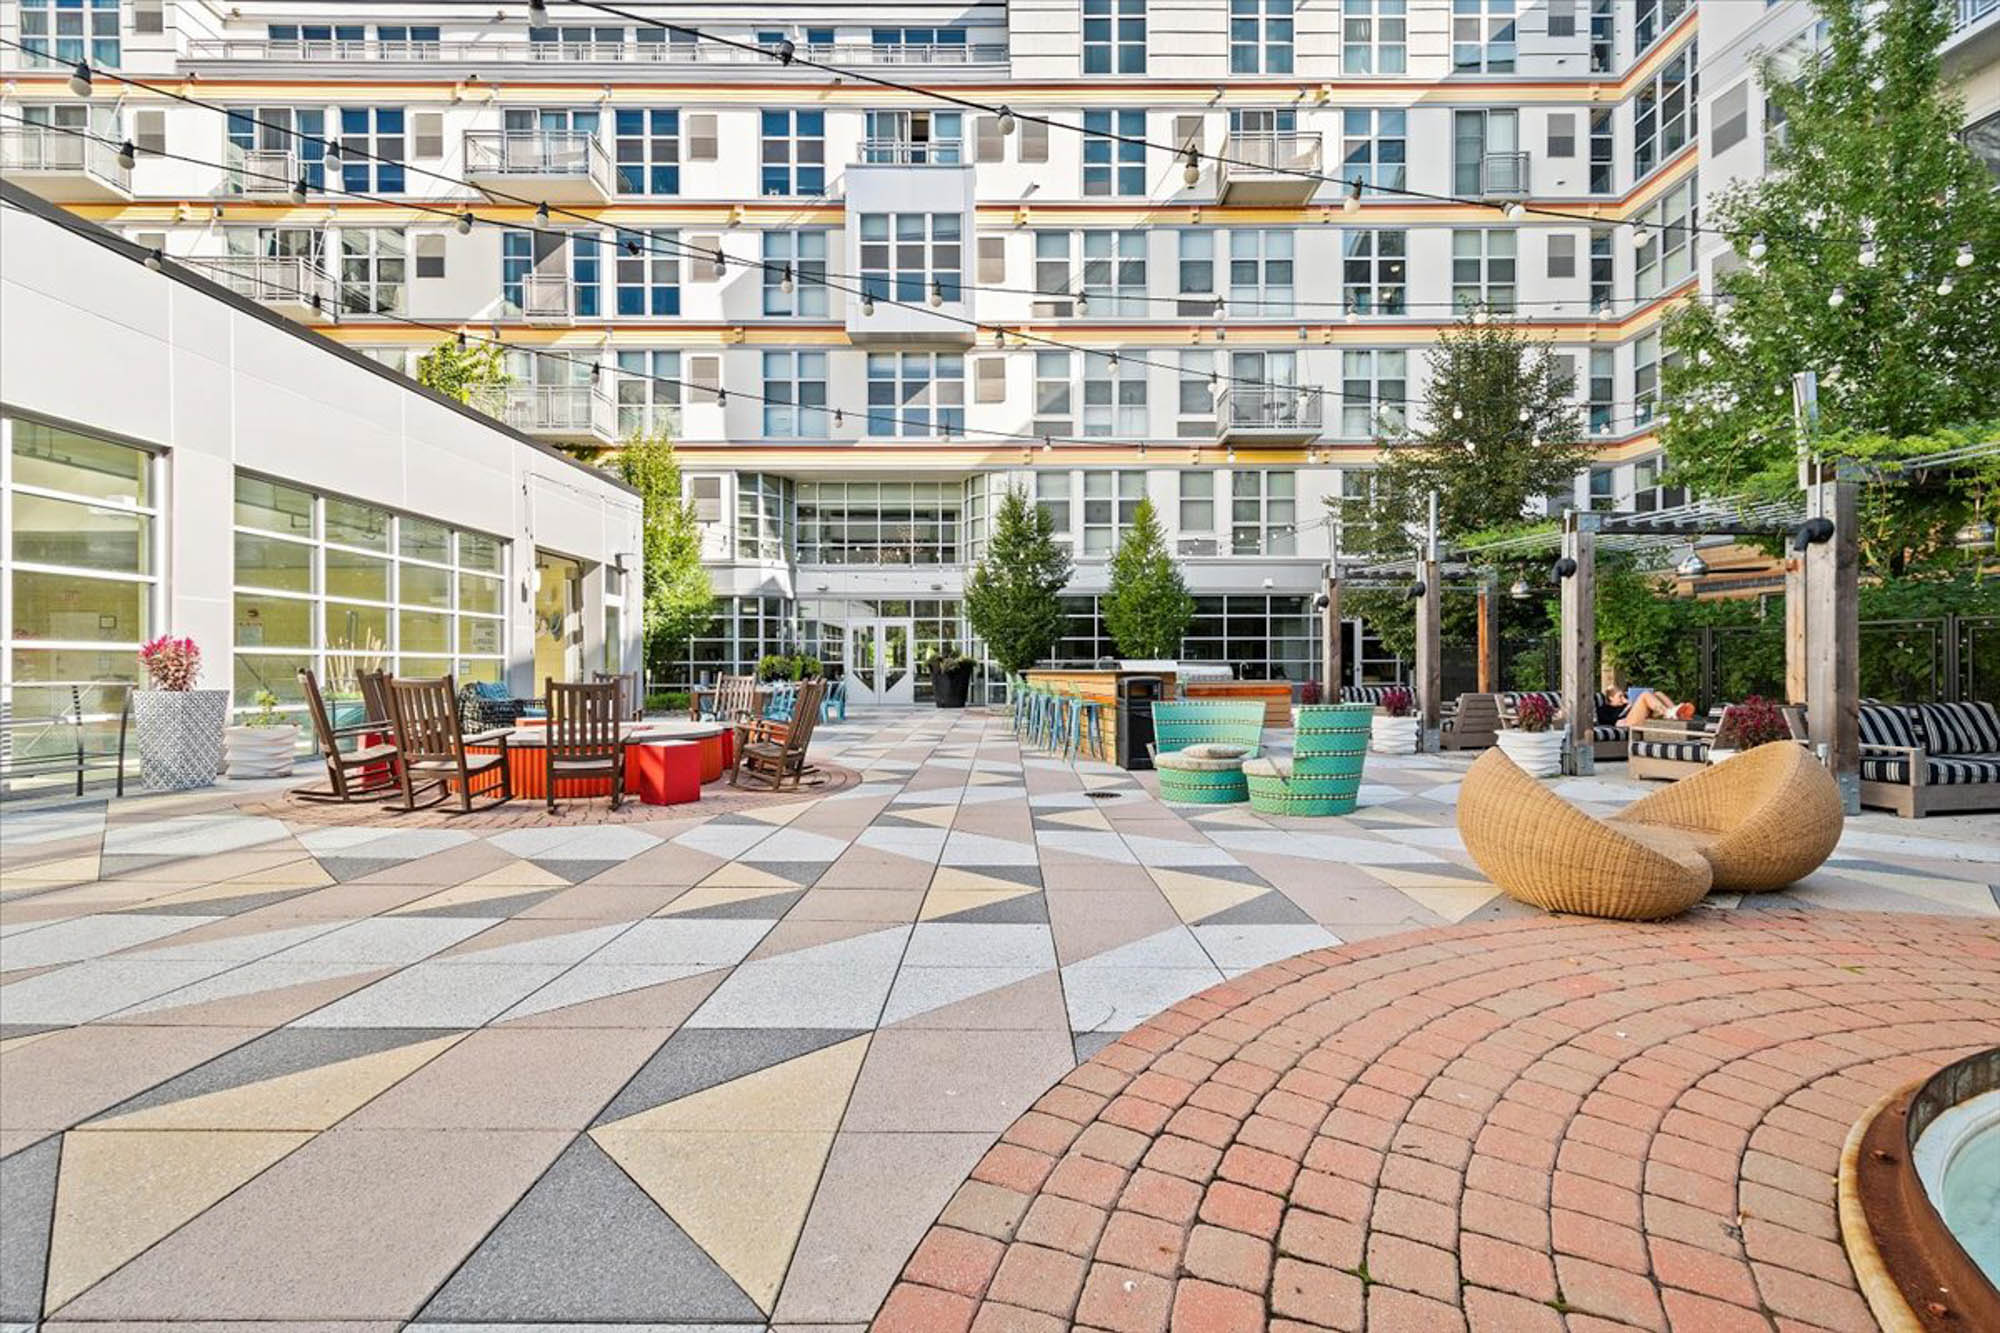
[0,125,131,192]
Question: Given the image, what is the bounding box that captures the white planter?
[1370,713,1420,755]
[225,724,300,779]
[132,689,229,791]
[1497,728,1565,778]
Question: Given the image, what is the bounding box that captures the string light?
[1957,242,1975,268]
[1182,149,1201,187]
[775,37,797,65]
[534,202,550,224]
[1828,285,1847,309]
[142,247,163,271]
[780,265,794,294]
[288,173,308,206]
[1937,274,1955,296]
[67,61,91,96]
[928,280,944,308]
[997,107,1015,136]
[456,211,474,235]
[1748,235,1768,261]
[528,0,548,22]
[860,292,875,316]
[1343,179,1361,214]
[115,139,135,170]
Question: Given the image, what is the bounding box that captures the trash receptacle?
[1115,675,1164,771]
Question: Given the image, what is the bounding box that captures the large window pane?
[459,531,504,573]
[461,617,504,655]
[11,569,149,643]
[235,474,314,536]
[458,572,503,615]
[324,548,389,601]
[235,532,313,592]
[234,593,314,649]
[234,652,313,707]
[324,601,390,654]
[399,610,452,653]
[12,421,151,506]
[400,563,452,609]
[400,516,452,563]
[10,493,151,574]
[325,498,391,550]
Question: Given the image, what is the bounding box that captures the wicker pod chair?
[1611,740,1842,892]
[1457,748,1713,920]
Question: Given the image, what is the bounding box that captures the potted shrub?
[225,689,301,779]
[927,646,976,709]
[1708,695,1790,762]
[756,653,794,683]
[1497,693,1564,777]
[1369,686,1420,755]
[133,635,229,791]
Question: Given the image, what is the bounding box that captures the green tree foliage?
[1660,0,2000,514]
[414,339,510,405]
[1338,314,1589,552]
[964,487,1073,675]
[1102,499,1195,659]
[615,430,714,668]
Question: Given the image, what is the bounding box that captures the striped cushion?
[1341,685,1401,704]
[1631,738,1707,762]
[1591,724,1628,742]
[1858,704,1918,749]
[1860,752,2000,786]
[1912,702,2000,756]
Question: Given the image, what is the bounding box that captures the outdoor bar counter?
[1023,668,1294,760]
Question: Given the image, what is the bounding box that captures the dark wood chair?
[296,668,400,803]
[593,670,644,721]
[733,678,827,792]
[385,673,514,813]
[547,677,627,813]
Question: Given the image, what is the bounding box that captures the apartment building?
[0,0,1716,702]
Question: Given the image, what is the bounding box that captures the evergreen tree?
[1660,0,2000,497]
[1102,498,1195,659]
[964,487,1073,675]
[615,430,714,673]
[414,338,510,406]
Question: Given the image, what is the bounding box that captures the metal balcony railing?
[463,131,613,193]
[208,255,338,312]
[0,125,131,190]
[479,384,615,439]
[517,274,571,321]
[1220,132,1324,177]
[1219,387,1323,434]
[225,146,299,196]
[857,137,966,166]
[183,37,1008,66]
[1477,151,1532,198]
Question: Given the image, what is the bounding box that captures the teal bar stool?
[1072,694,1107,762]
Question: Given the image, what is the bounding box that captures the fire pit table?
[466,719,734,805]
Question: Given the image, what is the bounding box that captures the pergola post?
[1414,559,1442,751]
[1560,513,1597,776]
[1476,582,1500,694]
[1320,569,1343,699]
[1783,554,1809,706]
[1803,474,1860,813]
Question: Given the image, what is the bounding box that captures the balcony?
[857,137,966,166]
[208,256,339,322]
[463,131,613,204]
[0,126,132,202]
[1473,151,1532,199]
[1217,387,1323,445]
[843,160,977,347]
[1217,133,1323,205]
[226,146,300,198]
[516,274,572,324]
[182,36,1008,71]
[1945,0,2000,71]
[475,384,616,444]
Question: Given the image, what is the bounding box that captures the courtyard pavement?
[1,708,1996,1330]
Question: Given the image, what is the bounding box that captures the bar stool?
[1071,694,1107,762]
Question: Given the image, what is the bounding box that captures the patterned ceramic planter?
[132,689,229,791]
[1497,728,1564,778]
[224,724,300,779]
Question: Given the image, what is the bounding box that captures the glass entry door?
[846,619,914,706]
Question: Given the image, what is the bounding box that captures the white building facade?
[0,185,644,726]
[0,0,1748,701]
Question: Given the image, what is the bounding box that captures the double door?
[846,618,914,706]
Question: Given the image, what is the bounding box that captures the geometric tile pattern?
[2,709,1995,1325]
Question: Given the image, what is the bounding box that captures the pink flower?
[139,635,202,691]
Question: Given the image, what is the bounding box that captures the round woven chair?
[1457,748,1713,920]
[1155,744,1252,804]
[1611,740,1843,892]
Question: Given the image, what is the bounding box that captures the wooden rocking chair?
[295,668,400,803]
[547,678,627,813]
[732,678,827,792]
[593,670,644,721]
[385,674,515,813]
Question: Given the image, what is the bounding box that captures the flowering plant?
[1380,686,1414,718]
[1512,694,1556,733]
[1713,695,1790,750]
[1301,679,1323,705]
[139,635,202,691]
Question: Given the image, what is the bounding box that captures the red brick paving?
[870,911,2000,1333]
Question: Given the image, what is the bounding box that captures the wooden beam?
[1784,551,1809,705]
[1414,559,1442,751]
[1560,516,1596,776]
[1321,573,1343,699]
[1804,477,1860,814]
[1476,585,1499,694]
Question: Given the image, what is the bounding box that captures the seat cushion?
[1591,724,1629,742]
[1181,743,1249,760]
[1858,703,1919,749]
[1242,756,1289,778]
[1631,738,1708,763]
[1860,751,2000,785]
[472,681,511,702]
[1913,702,2000,756]
[1156,750,1247,773]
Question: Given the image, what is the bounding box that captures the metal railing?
[1477,151,1532,198]
[857,137,966,166]
[475,384,615,439]
[209,255,338,311]
[463,131,613,193]
[517,274,571,321]
[185,37,1008,66]
[1218,387,1324,433]
[0,125,132,190]
[225,146,299,195]
[1219,132,1324,177]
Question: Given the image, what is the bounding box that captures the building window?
[1231,470,1297,555]
[1588,466,1615,511]
[1589,107,1615,193]
[614,228,681,315]
[1589,0,1614,73]
[1081,230,1147,316]
[1451,230,1516,313]
[867,353,966,437]
[796,482,961,565]
[672,594,793,691]
[1178,230,1217,312]
[1083,0,1146,75]
[762,352,828,438]
[1340,109,1407,192]
[18,0,119,68]
[863,110,963,164]
[1453,109,1520,197]
[1230,0,1294,75]
[1548,0,1576,38]
[226,107,329,192]
[1588,348,1615,435]
[1230,230,1294,315]
[1630,457,1687,513]
[613,109,680,195]
[859,213,963,305]
[614,350,680,438]
[1341,0,1406,74]
[760,110,825,197]
[1339,349,1406,437]
[1632,332,1661,426]
[1083,109,1147,196]
[1035,473,1075,550]
[1034,231,1078,315]
[570,232,602,316]
[1181,595,1313,682]
[1178,352,1218,438]
[1547,232,1577,280]
[1635,173,1696,299]
[335,108,405,192]
[1968,109,2000,187]
[1634,0,1688,57]
[338,229,406,315]
[1083,352,1147,438]
[1634,45,1696,181]
[763,231,829,316]
[1082,471,1146,556]
[1589,227,1614,310]
[1179,471,1215,540]
[1452,0,1516,74]
[734,475,792,561]
[3,419,157,735]
[1034,352,1074,437]
[231,471,507,705]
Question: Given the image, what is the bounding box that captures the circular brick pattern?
[873,911,2000,1333]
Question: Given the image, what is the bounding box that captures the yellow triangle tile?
[1079,772,1129,790]
[738,799,820,825]
[1186,807,1271,828]
[93,1034,462,1132]
[929,867,1040,894]
[0,1028,62,1055]
[1037,807,1113,831]
[45,1129,310,1312]
[387,866,569,914]
[894,804,960,829]
[920,887,1036,922]
[1148,869,1266,924]
[1364,865,1496,892]
[968,772,1015,786]
[658,881,798,915]
[137,876,324,909]
[1,854,101,887]
[689,864,804,892]
[598,1034,870,1135]
[1393,880,1502,924]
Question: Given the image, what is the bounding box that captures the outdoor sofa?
[1858,700,2000,818]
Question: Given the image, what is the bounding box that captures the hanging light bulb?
[1509,578,1530,600]
[1107,351,1119,371]
[1628,223,1648,249]
[860,291,875,316]
[288,173,309,206]
[1858,230,1878,268]
[143,247,164,271]
[997,107,1016,136]
[1344,300,1359,325]
[1938,274,1955,296]
[456,330,468,349]
[1518,407,1531,423]
[116,138,136,170]
[1676,548,1709,578]
[528,0,548,23]
[1747,234,1768,261]
[1957,241,1974,268]
[834,408,845,427]
[1183,149,1201,187]
[1042,436,1053,453]
[1208,370,1220,397]
[994,328,1006,348]
[1343,179,1361,214]
[68,61,92,96]
[457,211,474,235]
[775,37,797,65]
[623,237,641,256]
[534,202,550,225]
[1075,290,1089,315]
[1503,200,1525,221]
[1227,446,1237,463]
[929,280,944,308]
[717,389,728,407]
[1827,285,1846,309]
[323,137,342,165]
[1451,404,1464,421]
[780,265,794,295]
